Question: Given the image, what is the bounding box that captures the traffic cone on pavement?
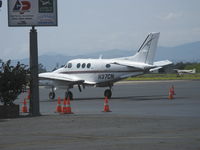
[171,85,176,95]
[168,87,174,100]
[27,89,30,100]
[22,98,28,113]
[56,96,62,113]
[62,97,73,114]
[103,96,111,112]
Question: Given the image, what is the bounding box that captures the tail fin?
[130,32,160,65]
[192,69,196,73]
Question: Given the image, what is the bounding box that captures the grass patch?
[126,74,200,81]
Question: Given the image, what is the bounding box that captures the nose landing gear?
[104,89,112,99]
[49,91,55,99]
[65,91,73,100]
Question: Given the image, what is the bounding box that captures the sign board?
[8,0,57,26]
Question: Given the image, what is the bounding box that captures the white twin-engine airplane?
[39,32,172,100]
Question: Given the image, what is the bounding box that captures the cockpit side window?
[68,63,72,68]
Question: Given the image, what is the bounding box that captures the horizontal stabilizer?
[149,67,162,72]
[112,60,154,70]
[149,60,172,72]
[153,60,172,67]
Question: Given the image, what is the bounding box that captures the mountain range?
[14,41,200,71]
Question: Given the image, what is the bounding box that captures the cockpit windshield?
[64,62,72,68]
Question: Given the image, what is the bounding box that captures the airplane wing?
[39,72,84,84]
[39,72,97,86]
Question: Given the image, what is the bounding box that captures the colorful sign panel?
[8,0,57,26]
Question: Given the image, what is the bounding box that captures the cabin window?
[77,63,81,68]
[68,63,72,68]
[87,63,91,68]
[106,64,111,68]
[82,63,86,68]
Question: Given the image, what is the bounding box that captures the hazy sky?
[0,0,200,60]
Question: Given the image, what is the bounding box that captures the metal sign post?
[29,26,40,116]
[8,0,58,116]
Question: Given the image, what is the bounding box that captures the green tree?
[173,62,186,70]
[184,63,200,73]
[52,63,60,71]
[0,60,29,106]
[38,63,47,73]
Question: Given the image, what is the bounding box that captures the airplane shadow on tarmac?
[45,95,168,101]
[41,95,185,102]
[112,95,185,101]
[112,95,169,101]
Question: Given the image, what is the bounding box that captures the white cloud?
[158,12,183,21]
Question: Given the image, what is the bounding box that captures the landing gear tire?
[65,91,73,100]
[104,89,112,99]
[49,92,55,100]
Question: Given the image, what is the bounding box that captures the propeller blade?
[78,84,82,92]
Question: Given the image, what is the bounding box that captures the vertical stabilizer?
[130,32,160,65]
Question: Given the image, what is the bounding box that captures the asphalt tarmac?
[0,80,200,150]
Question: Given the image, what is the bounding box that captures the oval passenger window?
[77,63,81,68]
[82,63,86,68]
[106,64,111,68]
[87,63,91,68]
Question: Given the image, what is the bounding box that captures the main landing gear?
[49,90,73,100]
[48,86,74,100]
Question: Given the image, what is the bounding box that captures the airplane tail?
[129,32,160,65]
[192,69,196,73]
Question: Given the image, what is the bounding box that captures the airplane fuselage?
[53,58,144,87]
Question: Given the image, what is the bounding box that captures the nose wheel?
[104,89,112,99]
[49,91,55,99]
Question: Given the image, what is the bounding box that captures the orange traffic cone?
[171,85,176,95]
[22,98,28,113]
[27,89,30,100]
[62,97,73,114]
[168,87,173,100]
[56,96,62,113]
[103,96,111,112]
